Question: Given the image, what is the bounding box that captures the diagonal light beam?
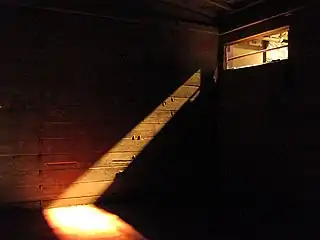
[47,70,201,208]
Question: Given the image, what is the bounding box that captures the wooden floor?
[0,205,146,240]
[0,207,58,240]
[0,204,218,240]
[0,203,306,240]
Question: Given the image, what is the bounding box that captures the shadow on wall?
[96,70,217,203]
[93,70,219,240]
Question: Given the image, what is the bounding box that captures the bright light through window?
[225,26,289,70]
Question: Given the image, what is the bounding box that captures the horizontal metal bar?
[228,45,288,61]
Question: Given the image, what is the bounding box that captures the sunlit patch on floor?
[43,204,147,240]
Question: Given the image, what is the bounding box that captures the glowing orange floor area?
[43,205,147,240]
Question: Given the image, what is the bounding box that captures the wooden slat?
[43,106,117,123]
[0,185,41,202]
[44,110,82,122]
[0,156,40,173]
[0,163,124,187]
[123,123,164,139]
[41,154,83,169]
[42,196,99,208]
[0,154,89,173]
[157,97,189,111]
[108,139,150,153]
[95,151,138,166]
[0,139,39,155]
[40,166,124,185]
[184,72,201,86]
[2,200,42,209]
[171,85,199,98]
[0,155,19,172]
[0,151,136,175]
[40,138,151,156]
[41,181,113,200]
[110,161,132,167]
[0,113,41,140]
[141,110,175,124]
[0,170,40,186]
[40,122,166,140]
[38,122,85,139]
[1,180,115,203]
[0,129,38,141]
[40,139,86,154]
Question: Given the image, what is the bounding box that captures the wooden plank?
[0,129,38,141]
[93,132,179,154]
[110,161,132,167]
[38,122,85,139]
[99,151,138,161]
[0,154,88,173]
[2,200,42,209]
[43,106,115,123]
[44,109,82,122]
[0,155,40,173]
[39,166,124,185]
[41,152,135,170]
[141,110,175,124]
[157,97,189,111]
[0,155,17,173]
[40,154,82,169]
[40,139,85,154]
[93,151,138,166]
[0,180,115,203]
[184,72,201,86]
[40,138,136,157]
[0,170,40,186]
[123,123,165,139]
[0,113,41,140]
[40,181,113,200]
[171,85,199,98]
[107,139,151,153]
[0,162,124,188]
[0,185,41,203]
[0,139,39,155]
[42,196,99,208]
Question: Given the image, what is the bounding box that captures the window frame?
[223,25,290,70]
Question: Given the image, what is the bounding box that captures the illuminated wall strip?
[48,70,201,208]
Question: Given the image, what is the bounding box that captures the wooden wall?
[218,3,320,229]
[0,5,218,208]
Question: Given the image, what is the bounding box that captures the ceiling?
[5,0,307,28]
[157,0,264,16]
